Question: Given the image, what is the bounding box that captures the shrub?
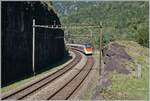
[136,23,149,47]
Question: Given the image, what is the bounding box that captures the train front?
[84,44,93,55]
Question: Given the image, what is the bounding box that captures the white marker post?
[137,64,142,79]
[32,19,35,75]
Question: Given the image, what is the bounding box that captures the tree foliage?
[54,1,149,48]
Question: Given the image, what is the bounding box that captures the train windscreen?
[85,44,92,48]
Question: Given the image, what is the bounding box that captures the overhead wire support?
[32,18,102,77]
[33,24,100,29]
[32,19,36,75]
[99,21,103,77]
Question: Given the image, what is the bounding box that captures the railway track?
[47,56,94,100]
[2,50,82,100]
[24,55,94,100]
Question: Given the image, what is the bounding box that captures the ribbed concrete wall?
[2,1,65,86]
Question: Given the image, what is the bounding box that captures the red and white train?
[67,43,93,55]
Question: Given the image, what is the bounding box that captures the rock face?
[100,42,132,89]
[103,42,132,74]
[2,1,65,86]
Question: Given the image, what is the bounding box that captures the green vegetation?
[53,2,149,100]
[41,1,53,10]
[101,41,149,100]
[54,1,149,48]
[136,23,149,47]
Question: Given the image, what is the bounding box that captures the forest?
[53,1,149,48]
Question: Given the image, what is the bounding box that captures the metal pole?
[90,29,94,49]
[65,30,68,44]
[64,30,66,44]
[32,19,35,75]
[99,22,103,76]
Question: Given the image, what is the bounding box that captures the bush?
[136,23,149,47]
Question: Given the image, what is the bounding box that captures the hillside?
[100,41,149,100]
[53,1,149,48]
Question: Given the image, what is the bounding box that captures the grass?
[101,41,149,100]
[1,55,72,93]
[1,75,35,93]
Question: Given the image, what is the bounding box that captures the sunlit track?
[47,56,95,100]
[2,50,82,100]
